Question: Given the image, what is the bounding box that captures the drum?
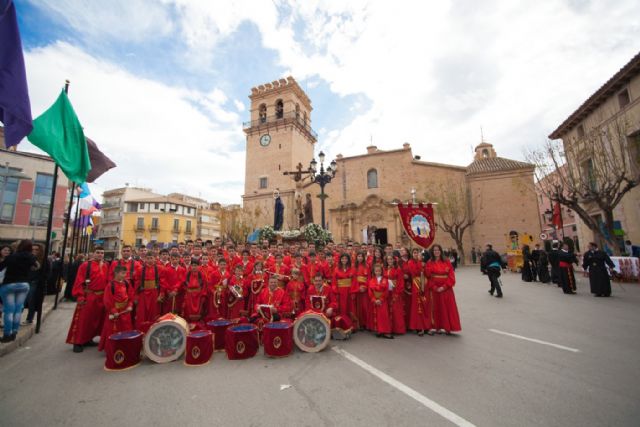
[206,319,233,352]
[263,321,294,358]
[185,330,214,366]
[225,324,259,360]
[105,330,143,371]
[143,313,189,363]
[293,311,331,353]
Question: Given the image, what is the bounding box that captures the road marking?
[488,329,580,353]
[332,346,476,427]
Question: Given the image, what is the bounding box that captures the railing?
[184,228,192,235]
[101,202,120,209]
[148,225,159,232]
[242,111,318,139]
[134,224,145,231]
[172,227,181,233]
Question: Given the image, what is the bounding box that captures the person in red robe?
[399,249,412,327]
[332,254,355,327]
[425,244,461,334]
[159,253,186,315]
[204,257,231,320]
[133,254,162,330]
[251,275,292,323]
[384,254,406,335]
[226,264,247,321]
[352,252,370,330]
[239,249,254,276]
[286,268,306,318]
[246,261,266,314]
[183,258,206,324]
[368,264,393,339]
[98,266,134,351]
[302,252,320,285]
[108,244,140,281]
[406,248,432,336]
[307,272,352,335]
[267,254,290,289]
[67,247,110,352]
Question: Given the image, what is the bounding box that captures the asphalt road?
[1,266,639,427]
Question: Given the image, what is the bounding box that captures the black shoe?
[11,333,17,341]
[1,335,13,343]
[488,290,494,295]
[495,294,503,298]
[73,345,84,353]
[83,340,98,347]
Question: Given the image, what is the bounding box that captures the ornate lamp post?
[309,151,337,230]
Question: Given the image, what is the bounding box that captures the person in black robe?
[557,243,578,294]
[582,242,615,297]
[537,250,551,283]
[548,242,561,286]
[530,244,541,282]
[274,194,284,231]
[521,245,533,282]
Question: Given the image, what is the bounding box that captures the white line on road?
[488,329,581,353]
[332,346,476,427]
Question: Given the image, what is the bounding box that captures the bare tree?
[219,205,254,244]
[527,118,639,255]
[424,181,480,265]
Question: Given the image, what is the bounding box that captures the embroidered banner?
[397,203,436,248]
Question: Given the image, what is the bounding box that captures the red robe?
[368,276,392,334]
[159,263,186,314]
[305,283,338,316]
[426,259,461,332]
[405,259,432,331]
[108,258,140,282]
[252,287,292,321]
[183,270,206,322]
[133,263,162,329]
[205,268,230,321]
[226,275,247,320]
[332,267,354,325]
[98,280,134,351]
[352,264,370,330]
[66,260,109,345]
[267,263,290,289]
[385,266,406,334]
[246,272,266,314]
[286,279,306,317]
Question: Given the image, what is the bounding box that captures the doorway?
[374,228,388,245]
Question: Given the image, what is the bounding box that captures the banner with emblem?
[397,203,436,248]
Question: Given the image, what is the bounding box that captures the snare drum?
[263,321,293,358]
[206,319,233,352]
[143,313,189,363]
[225,324,259,360]
[105,330,143,371]
[293,311,331,353]
[185,330,214,366]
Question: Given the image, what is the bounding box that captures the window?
[295,103,300,120]
[154,203,159,210]
[135,238,143,247]
[259,177,268,189]
[303,112,307,126]
[577,124,585,138]
[618,88,630,109]
[367,169,378,189]
[187,207,191,214]
[30,173,53,226]
[582,158,597,192]
[186,220,192,233]
[482,149,489,158]
[139,203,145,210]
[136,217,144,230]
[0,174,19,223]
[173,219,180,232]
[128,203,138,213]
[275,99,284,119]
[151,217,159,230]
[259,104,267,123]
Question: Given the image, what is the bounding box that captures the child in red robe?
[183,258,206,324]
[98,266,134,351]
[369,264,393,339]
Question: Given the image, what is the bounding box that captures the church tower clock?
[242,77,317,230]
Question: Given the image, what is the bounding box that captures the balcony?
[172,226,181,234]
[184,228,193,235]
[134,224,145,232]
[101,202,120,209]
[148,225,159,232]
[242,111,317,140]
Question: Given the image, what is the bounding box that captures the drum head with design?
[293,313,330,353]
[144,319,188,363]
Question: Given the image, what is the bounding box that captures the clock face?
[260,134,271,146]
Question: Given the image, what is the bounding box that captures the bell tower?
[242,76,317,230]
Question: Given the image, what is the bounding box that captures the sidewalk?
[0,294,58,357]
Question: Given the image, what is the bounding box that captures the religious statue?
[274,191,284,231]
[302,193,314,226]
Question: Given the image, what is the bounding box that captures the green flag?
[27,90,90,183]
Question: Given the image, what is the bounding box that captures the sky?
[11,0,640,204]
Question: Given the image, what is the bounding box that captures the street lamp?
[309,151,337,230]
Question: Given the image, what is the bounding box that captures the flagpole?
[70,191,81,260]
[53,180,76,309]
[35,79,69,333]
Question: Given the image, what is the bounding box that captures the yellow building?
[122,196,197,247]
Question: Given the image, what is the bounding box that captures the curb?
[0,294,58,357]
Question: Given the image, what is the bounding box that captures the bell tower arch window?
[275,99,284,119]
[259,103,267,123]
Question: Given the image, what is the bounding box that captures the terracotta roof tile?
[466,157,533,175]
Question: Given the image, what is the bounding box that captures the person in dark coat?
[63,254,85,302]
[537,250,551,283]
[481,244,506,298]
[548,242,561,286]
[582,242,615,297]
[521,245,533,282]
[530,244,541,282]
[557,243,579,294]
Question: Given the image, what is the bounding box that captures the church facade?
[242,77,542,255]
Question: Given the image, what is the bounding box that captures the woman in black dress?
[521,245,533,282]
[537,250,551,283]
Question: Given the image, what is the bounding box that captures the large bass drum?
[143,313,189,363]
[293,311,331,353]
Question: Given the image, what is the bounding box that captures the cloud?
[23,42,246,204]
